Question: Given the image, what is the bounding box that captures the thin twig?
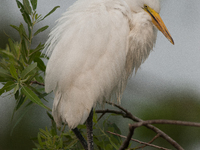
[148,134,161,144]
[96,109,124,116]
[107,131,170,150]
[97,111,107,122]
[30,81,44,86]
[106,101,128,112]
[61,124,66,133]
[136,134,161,149]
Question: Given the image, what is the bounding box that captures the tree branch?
[136,134,161,149]
[119,124,134,150]
[107,131,170,150]
[96,101,185,150]
[30,81,44,86]
[131,120,200,128]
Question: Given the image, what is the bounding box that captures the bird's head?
[125,0,174,45]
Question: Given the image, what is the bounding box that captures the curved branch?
[107,131,170,150]
[136,134,161,149]
[131,120,200,128]
[119,124,134,150]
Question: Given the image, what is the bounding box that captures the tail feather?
[53,87,94,129]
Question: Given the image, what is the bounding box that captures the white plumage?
[44,0,173,129]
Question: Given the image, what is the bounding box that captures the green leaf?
[34,13,42,21]
[10,25,20,32]
[0,81,16,95]
[21,39,28,63]
[42,6,60,20]
[0,68,14,82]
[66,139,78,149]
[16,60,25,71]
[27,86,47,102]
[23,0,32,15]
[15,94,26,111]
[14,90,19,100]
[35,76,44,84]
[0,77,12,82]
[108,138,118,149]
[0,62,9,71]
[0,50,15,62]
[22,11,32,27]
[10,64,18,79]
[25,71,38,83]
[8,39,17,57]
[13,83,19,95]
[10,104,32,136]
[112,123,121,134]
[19,23,29,39]
[16,1,32,26]
[31,0,37,10]
[0,50,24,71]
[47,111,54,120]
[34,26,49,36]
[40,128,51,137]
[21,86,51,111]
[29,43,44,60]
[16,0,23,9]
[20,75,31,84]
[20,62,37,79]
[105,144,112,150]
[34,57,46,72]
[37,133,44,148]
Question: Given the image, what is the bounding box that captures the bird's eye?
[144,5,148,9]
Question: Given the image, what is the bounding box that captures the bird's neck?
[125,25,158,75]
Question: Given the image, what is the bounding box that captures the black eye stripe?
[146,9,172,40]
[147,9,158,22]
[146,9,161,28]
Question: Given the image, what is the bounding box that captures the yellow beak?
[144,5,174,45]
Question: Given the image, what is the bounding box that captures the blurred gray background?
[0,0,200,149]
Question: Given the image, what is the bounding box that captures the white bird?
[44,0,174,149]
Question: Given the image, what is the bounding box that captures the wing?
[45,0,131,128]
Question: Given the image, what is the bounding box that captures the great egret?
[44,0,174,149]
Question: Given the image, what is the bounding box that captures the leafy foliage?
[33,111,123,150]
[0,0,60,135]
[0,0,60,112]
